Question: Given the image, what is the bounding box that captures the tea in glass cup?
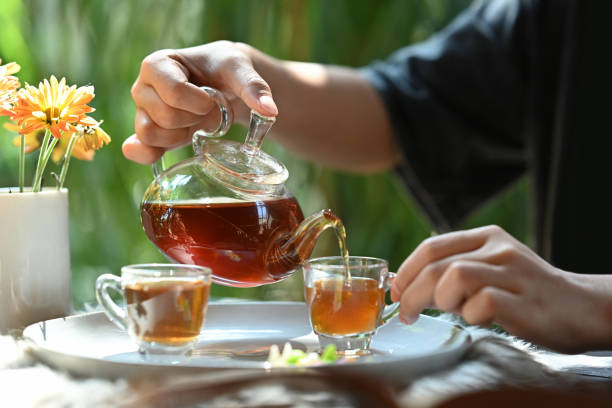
[303,256,399,355]
[96,264,211,357]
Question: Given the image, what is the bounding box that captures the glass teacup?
[302,256,399,355]
[95,264,211,357]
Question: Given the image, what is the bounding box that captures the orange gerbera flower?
[5,121,95,162]
[11,75,95,139]
[0,59,21,117]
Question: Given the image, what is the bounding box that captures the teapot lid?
[197,111,288,192]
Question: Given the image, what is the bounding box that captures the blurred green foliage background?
[0,0,528,309]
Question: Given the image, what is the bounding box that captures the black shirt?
[362,0,612,273]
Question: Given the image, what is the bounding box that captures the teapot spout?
[269,209,348,274]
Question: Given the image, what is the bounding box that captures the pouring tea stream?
[140,87,350,287]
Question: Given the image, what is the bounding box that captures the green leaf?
[285,349,307,365]
[321,344,338,363]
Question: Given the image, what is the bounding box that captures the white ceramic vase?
[0,187,72,332]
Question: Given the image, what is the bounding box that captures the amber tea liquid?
[141,197,305,287]
[125,278,210,346]
[305,277,385,336]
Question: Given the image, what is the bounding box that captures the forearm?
[240,44,400,173]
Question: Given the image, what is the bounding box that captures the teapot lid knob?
[241,111,275,156]
[199,109,289,191]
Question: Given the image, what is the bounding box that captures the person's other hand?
[391,225,612,352]
[123,41,278,164]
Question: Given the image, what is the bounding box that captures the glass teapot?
[141,87,345,287]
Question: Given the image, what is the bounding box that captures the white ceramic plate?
[23,302,470,383]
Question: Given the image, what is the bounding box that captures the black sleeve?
[361,0,532,231]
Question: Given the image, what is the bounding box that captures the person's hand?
[123,41,278,164]
[391,225,612,352]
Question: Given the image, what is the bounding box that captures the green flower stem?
[58,134,77,190]
[32,134,59,192]
[32,130,51,192]
[19,134,25,193]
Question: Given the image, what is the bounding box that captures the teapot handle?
[152,86,234,178]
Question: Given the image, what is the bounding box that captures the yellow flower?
[74,120,111,152]
[11,75,95,139]
[54,130,98,162]
[0,59,20,76]
[0,59,21,117]
[5,121,95,162]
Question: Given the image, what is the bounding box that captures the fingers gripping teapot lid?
[153,86,288,194]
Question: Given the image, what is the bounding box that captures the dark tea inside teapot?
[142,196,307,287]
[140,87,346,287]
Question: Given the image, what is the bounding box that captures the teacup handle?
[95,274,127,331]
[380,272,400,325]
[152,86,234,178]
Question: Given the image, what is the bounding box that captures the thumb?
[228,63,278,117]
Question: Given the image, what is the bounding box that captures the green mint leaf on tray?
[320,344,338,363]
[266,342,340,367]
[286,349,307,365]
